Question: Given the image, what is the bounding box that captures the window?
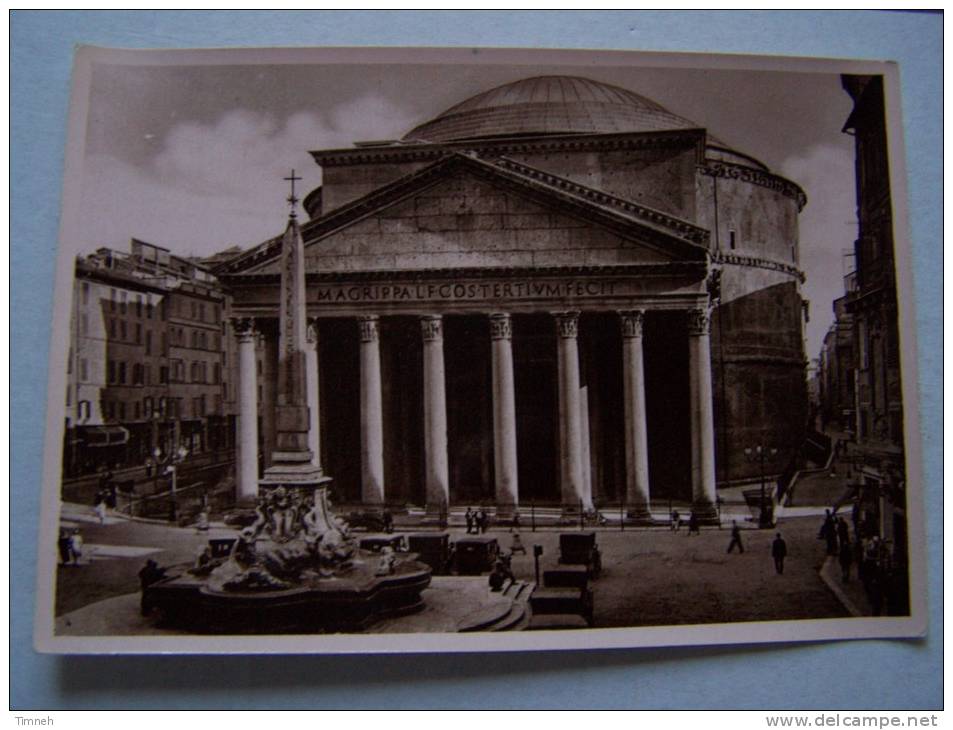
[145,330,152,355]
[161,332,168,356]
[118,361,127,384]
[66,385,71,407]
[134,401,140,420]
[213,363,221,384]
[136,294,143,317]
[80,358,88,381]
[80,313,88,336]
[107,360,116,384]
[199,303,206,322]
[67,348,72,374]
[78,400,90,421]
[120,290,127,314]
[110,288,117,311]
[118,402,126,421]
[146,301,154,319]
[135,323,142,344]
[144,364,151,385]
[191,302,197,319]
[120,321,127,340]
[133,363,143,385]
[729,229,737,250]
[160,366,169,384]
[144,396,154,416]
[109,319,117,338]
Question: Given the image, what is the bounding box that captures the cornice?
[310,128,708,167]
[711,251,805,283]
[219,261,709,287]
[699,161,807,211]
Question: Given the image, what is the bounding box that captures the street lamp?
[153,442,189,522]
[744,443,778,529]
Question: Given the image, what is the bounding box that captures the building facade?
[63,240,241,480]
[840,74,907,607]
[218,76,810,516]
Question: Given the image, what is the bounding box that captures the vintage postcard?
[34,45,927,654]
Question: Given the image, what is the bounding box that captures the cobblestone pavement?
[55,503,848,628]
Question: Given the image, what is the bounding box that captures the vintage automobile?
[453,535,500,575]
[530,568,595,627]
[557,531,602,578]
[406,533,454,575]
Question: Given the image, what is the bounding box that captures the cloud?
[73,95,418,257]
[778,142,857,360]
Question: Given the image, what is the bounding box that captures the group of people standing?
[464,507,490,534]
[820,506,899,616]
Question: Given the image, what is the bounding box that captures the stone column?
[489,313,518,516]
[688,306,719,522]
[232,317,259,506]
[421,315,450,515]
[358,316,385,506]
[620,310,652,519]
[553,311,588,513]
[305,320,322,471]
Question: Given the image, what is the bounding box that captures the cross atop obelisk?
[284,169,302,219]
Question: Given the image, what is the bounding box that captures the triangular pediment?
[221,154,710,276]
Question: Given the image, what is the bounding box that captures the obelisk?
[259,171,331,497]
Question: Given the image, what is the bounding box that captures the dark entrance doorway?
[513,313,559,504]
[444,315,493,505]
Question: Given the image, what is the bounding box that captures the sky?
[72,52,864,359]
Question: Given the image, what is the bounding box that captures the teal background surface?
[10,10,942,709]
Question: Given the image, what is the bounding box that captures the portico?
[228,264,718,519]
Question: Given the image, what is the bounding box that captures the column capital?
[357,315,379,343]
[231,316,257,342]
[420,314,443,342]
[618,309,645,338]
[552,310,580,338]
[489,313,513,341]
[687,307,711,336]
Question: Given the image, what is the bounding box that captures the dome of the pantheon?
[403,75,726,145]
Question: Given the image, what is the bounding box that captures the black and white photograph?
[34,45,927,654]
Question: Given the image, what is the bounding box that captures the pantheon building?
[218,76,809,520]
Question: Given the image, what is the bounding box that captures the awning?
[81,425,130,447]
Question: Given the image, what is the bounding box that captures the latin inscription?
[313,280,617,304]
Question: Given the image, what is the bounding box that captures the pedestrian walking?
[479,507,489,534]
[68,528,84,565]
[382,508,394,534]
[771,532,787,574]
[464,507,474,535]
[726,521,744,554]
[511,511,521,533]
[819,509,838,556]
[671,509,681,532]
[510,532,527,556]
[837,517,850,549]
[57,528,71,565]
[839,540,853,582]
[687,511,700,536]
[94,494,108,524]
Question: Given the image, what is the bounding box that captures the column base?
[421,503,449,526]
[624,507,656,526]
[495,503,518,521]
[691,501,721,526]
